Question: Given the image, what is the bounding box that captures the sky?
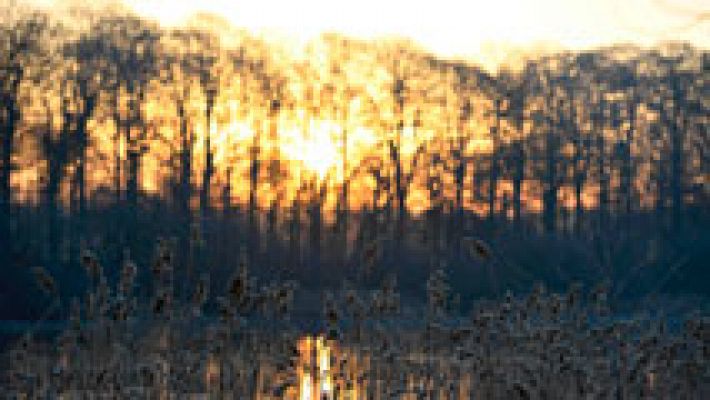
[16,0,710,67]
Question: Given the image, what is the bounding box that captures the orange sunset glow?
[4,0,708,222]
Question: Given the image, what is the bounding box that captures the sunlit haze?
[137,0,709,64]
[22,0,710,69]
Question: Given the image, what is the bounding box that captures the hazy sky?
[20,0,710,65]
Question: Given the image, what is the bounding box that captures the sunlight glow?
[121,0,709,70]
[281,121,341,180]
[297,335,336,400]
[7,0,706,216]
[300,372,312,400]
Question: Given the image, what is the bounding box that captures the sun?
[281,120,341,180]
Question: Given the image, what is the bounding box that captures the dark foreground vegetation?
[1,244,709,398]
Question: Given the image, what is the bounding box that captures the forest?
[0,4,708,398]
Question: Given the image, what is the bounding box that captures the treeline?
[0,9,708,319]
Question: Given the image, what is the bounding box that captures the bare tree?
[0,13,46,241]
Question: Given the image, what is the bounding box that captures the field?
[2,242,708,399]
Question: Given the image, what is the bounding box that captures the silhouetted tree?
[0,13,46,244]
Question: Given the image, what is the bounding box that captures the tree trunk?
[573,133,585,236]
[488,154,498,226]
[513,141,524,231]
[289,200,301,272]
[598,133,609,233]
[0,108,16,231]
[126,142,139,215]
[489,103,502,227]
[670,110,684,231]
[543,126,559,234]
[74,92,95,254]
[454,139,465,255]
[46,157,62,266]
[113,105,122,205]
[395,139,406,259]
[309,182,322,272]
[0,79,21,243]
[340,127,349,265]
[249,125,260,261]
[200,106,214,221]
